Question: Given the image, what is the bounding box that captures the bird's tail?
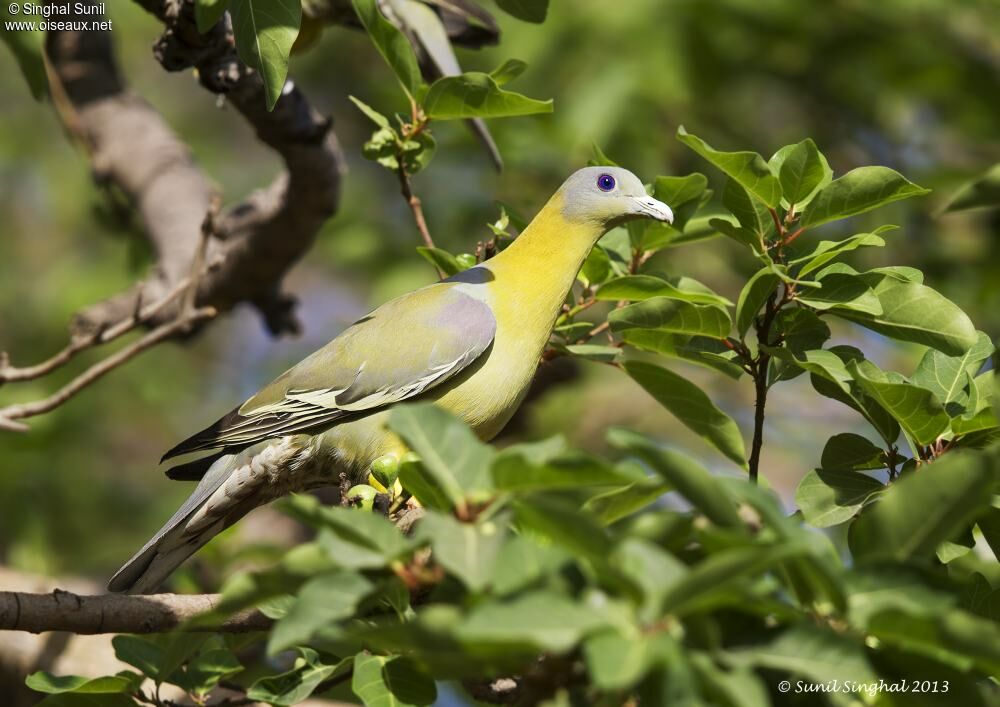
[108,448,272,594]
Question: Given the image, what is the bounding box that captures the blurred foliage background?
[1,0,999,584]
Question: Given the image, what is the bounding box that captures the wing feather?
[162,285,495,462]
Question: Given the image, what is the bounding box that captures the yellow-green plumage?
[109,166,673,593]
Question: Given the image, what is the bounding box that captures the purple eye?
[597,173,616,192]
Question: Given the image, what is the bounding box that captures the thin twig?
[397,167,435,250]
[0,307,216,427]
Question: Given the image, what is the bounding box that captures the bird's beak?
[631,195,674,223]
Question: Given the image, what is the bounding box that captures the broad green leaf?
[791,230,889,277]
[795,469,883,527]
[389,403,494,507]
[172,644,243,696]
[845,568,957,627]
[563,344,620,362]
[489,58,527,86]
[424,72,552,120]
[795,273,882,315]
[397,455,453,511]
[768,308,832,383]
[231,0,301,110]
[492,450,632,491]
[676,126,781,207]
[589,143,618,167]
[352,0,422,99]
[621,362,748,468]
[596,275,731,307]
[735,267,779,337]
[647,173,709,236]
[513,495,612,561]
[659,542,812,615]
[248,649,350,706]
[836,272,979,355]
[722,179,772,238]
[850,450,996,563]
[25,672,140,695]
[268,570,373,652]
[610,428,743,526]
[911,331,993,414]
[820,433,885,471]
[494,0,549,23]
[455,592,609,652]
[623,330,745,379]
[773,138,832,206]
[195,0,229,32]
[417,511,507,592]
[351,653,437,707]
[415,246,461,276]
[709,217,762,253]
[944,163,1000,212]
[728,624,877,684]
[583,477,671,525]
[491,534,570,596]
[609,298,731,338]
[584,629,659,690]
[690,655,771,707]
[766,346,900,443]
[848,360,950,446]
[866,607,1000,675]
[801,166,930,228]
[578,244,612,287]
[0,4,47,99]
[111,634,206,683]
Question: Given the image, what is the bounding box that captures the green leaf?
[596,275,731,307]
[911,331,994,414]
[26,672,140,695]
[352,0,422,100]
[801,166,930,228]
[456,592,609,652]
[583,477,671,525]
[111,634,205,683]
[729,624,877,684]
[944,163,1000,212]
[676,126,781,207]
[173,644,243,696]
[349,95,392,130]
[768,308,832,383]
[848,360,950,446]
[773,138,832,206]
[709,217,762,253]
[231,0,301,110]
[417,511,507,592]
[722,179,772,238]
[415,247,461,276]
[795,469,883,528]
[866,608,1000,675]
[622,362,748,468]
[351,653,437,707]
[735,267,779,338]
[623,331,745,380]
[659,542,811,615]
[424,72,553,120]
[610,428,743,526]
[489,58,527,86]
[578,245,612,287]
[584,629,659,690]
[795,272,883,315]
[648,173,710,235]
[836,271,979,355]
[494,0,549,23]
[195,0,229,32]
[766,345,900,444]
[850,450,997,563]
[0,4,47,99]
[492,449,632,491]
[269,570,374,652]
[609,298,731,338]
[389,403,494,507]
[791,230,889,277]
[248,649,350,706]
[820,433,885,471]
[513,495,612,562]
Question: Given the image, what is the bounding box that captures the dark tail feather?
[164,451,227,481]
[161,406,245,462]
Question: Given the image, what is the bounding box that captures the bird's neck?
[485,195,605,338]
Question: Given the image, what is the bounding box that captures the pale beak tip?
[635,196,674,224]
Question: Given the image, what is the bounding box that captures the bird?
[108,166,673,594]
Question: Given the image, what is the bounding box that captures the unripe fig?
[345,484,379,511]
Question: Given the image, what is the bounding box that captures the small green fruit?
[345,484,379,511]
[371,454,400,489]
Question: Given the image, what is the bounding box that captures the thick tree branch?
[0,590,270,635]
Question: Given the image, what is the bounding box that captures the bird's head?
[558,166,674,229]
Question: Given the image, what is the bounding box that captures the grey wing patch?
[162,286,496,462]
